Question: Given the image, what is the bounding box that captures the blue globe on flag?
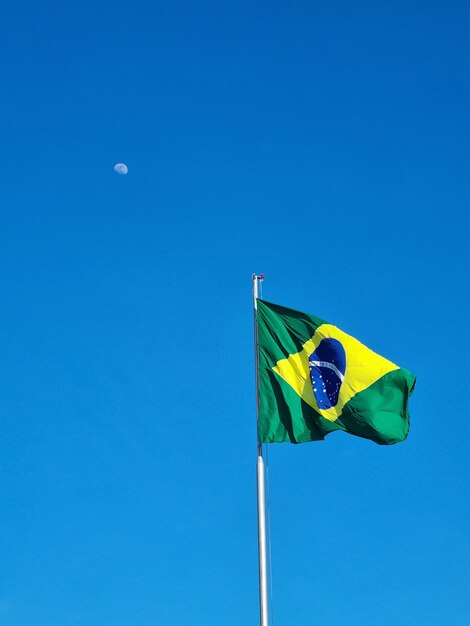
[308,338,346,409]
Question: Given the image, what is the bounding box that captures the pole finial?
[253,274,264,310]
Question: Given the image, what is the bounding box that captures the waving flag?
[256,299,416,445]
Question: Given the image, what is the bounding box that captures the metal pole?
[253,274,269,626]
[257,446,269,626]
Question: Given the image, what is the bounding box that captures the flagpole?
[253,273,269,626]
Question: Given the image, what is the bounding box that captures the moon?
[114,163,128,175]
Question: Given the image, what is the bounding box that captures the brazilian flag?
[257,300,416,445]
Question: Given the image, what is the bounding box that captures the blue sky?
[1,1,469,624]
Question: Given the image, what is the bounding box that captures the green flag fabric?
[256,299,416,445]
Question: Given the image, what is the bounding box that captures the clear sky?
[1,1,469,624]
